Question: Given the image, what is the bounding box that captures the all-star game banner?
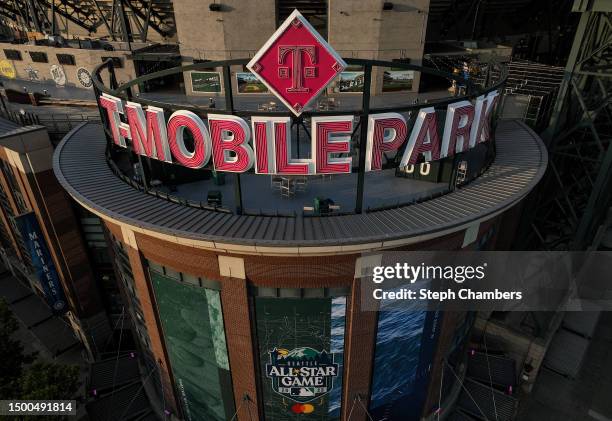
[255,297,346,420]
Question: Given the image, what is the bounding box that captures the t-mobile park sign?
[98,10,499,176]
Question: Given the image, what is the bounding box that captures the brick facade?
[0,126,109,357]
[99,206,518,421]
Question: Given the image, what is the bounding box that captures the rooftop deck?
[165,170,448,215]
[120,122,452,214]
[53,119,547,250]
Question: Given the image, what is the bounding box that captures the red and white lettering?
[124,102,170,162]
[98,90,499,176]
[99,94,129,148]
[470,90,499,147]
[252,121,271,174]
[400,107,441,167]
[441,101,474,158]
[274,119,313,175]
[365,112,407,171]
[251,117,286,174]
[209,114,255,173]
[311,116,353,174]
[167,110,211,169]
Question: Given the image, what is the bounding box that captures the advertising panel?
[255,296,346,420]
[382,69,414,92]
[190,71,222,93]
[24,65,39,81]
[336,70,364,93]
[14,212,67,313]
[50,64,66,86]
[236,72,268,93]
[76,67,93,88]
[150,271,234,421]
[0,59,16,79]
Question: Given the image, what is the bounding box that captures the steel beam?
[532,3,612,250]
[91,0,116,40]
[0,0,175,37]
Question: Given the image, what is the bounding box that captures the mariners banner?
[14,212,67,313]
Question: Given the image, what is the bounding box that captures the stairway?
[457,377,518,421]
[454,350,519,420]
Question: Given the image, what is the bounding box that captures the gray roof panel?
[53,120,547,247]
[0,117,20,135]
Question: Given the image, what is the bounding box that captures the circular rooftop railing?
[90,58,507,217]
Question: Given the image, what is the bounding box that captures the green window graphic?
[255,297,346,420]
[150,270,234,421]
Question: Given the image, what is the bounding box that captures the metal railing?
[105,151,233,214]
[91,57,507,216]
[36,113,101,142]
[0,108,101,144]
[0,108,41,127]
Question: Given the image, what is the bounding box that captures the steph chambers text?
[372,288,523,302]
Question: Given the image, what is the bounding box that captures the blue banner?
[369,305,442,420]
[14,212,67,313]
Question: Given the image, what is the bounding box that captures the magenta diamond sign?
[247,10,347,116]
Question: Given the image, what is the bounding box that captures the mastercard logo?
[291,403,315,414]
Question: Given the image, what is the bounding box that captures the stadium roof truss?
[530,0,612,250]
[0,0,175,41]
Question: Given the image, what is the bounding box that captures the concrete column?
[122,226,180,415]
[341,255,381,421]
[218,255,260,421]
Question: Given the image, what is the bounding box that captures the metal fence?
[36,113,101,142]
[0,109,100,145]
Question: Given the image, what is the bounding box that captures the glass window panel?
[80,217,101,225]
[164,266,181,280]
[4,49,22,60]
[303,288,325,298]
[89,241,109,249]
[256,287,278,297]
[29,51,48,63]
[56,53,75,65]
[147,260,164,274]
[182,273,200,286]
[328,287,350,297]
[85,233,105,241]
[200,277,221,291]
[278,288,301,298]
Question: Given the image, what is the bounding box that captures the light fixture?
[383,2,394,10]
[209,3,222,11]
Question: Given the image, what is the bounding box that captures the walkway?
[517,312,612,421]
